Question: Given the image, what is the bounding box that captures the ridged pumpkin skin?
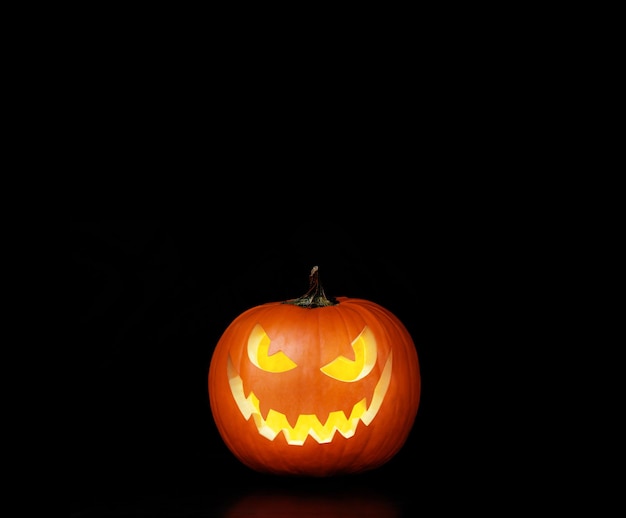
[208,296,420,477]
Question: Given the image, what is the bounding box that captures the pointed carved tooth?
[227,353,393,445]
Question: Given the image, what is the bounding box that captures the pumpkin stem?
[283,266,338,308]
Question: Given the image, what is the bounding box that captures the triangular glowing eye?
[248,324,297,373]
[320,326,377,382]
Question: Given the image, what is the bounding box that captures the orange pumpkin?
[208,266,420,476]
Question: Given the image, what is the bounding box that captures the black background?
[71,218,527,516]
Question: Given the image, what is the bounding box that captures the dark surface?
[70,219,526,517]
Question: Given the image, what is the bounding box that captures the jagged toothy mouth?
[227,352,392,445]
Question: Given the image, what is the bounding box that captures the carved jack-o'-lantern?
[208,267,420,476]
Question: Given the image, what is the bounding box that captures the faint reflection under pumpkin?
[220,486,400,518]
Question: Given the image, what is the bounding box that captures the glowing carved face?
[227,324,392,445]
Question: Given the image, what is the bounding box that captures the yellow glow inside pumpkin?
[248,324,378,381]
[248,324,297,372]
[228,324,393,445]
[320,326,377,381]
